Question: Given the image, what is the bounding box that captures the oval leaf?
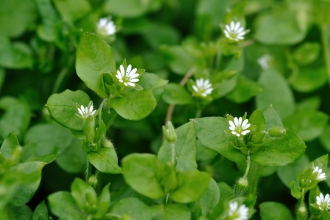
[87,147,121,174]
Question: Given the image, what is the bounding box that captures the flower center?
[229,32,237,39]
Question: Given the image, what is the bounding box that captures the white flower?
[224,21,246,41]
[316,193,330,211]
[313,166,326,181]
[97,17,116,36]
[115,64,139,87]
[228,202,249,220]
[192,79,213,97]
[258,54,271,70]
[229,117,251,137]
[77,102,96,119]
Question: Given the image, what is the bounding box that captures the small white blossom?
[77,103,96,119]
[316,193,330,211]
[228,202,249,220]
[192,79,213,97]
[115,64,139,87]
[258,54,271,70]
[313,166,326,181]
[229,117,251,137]
[224,21,246,41]
[97,17,116,36]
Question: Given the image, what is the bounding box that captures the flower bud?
[83,116,95,143]
[88,175,98,188]
[268,126,286,137]
[102,138,114,149]
[234,176,249,197]
[162,121,177,144]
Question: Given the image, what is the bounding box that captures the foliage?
[1,0,330,219]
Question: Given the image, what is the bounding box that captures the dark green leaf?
[292,67,328,93]
[93,183,111,218]
[108,89,156,120]
[7,205,33,220]
[138,73,168,101]
[293,42,320,66]
[283,110,328,142]
[198,178,220,216]
[71,178,97,214]
[53,0,91,23]
[256,69,295,119]
[260,202,294,220]
[33,201,48,220]
[162,83,193,105]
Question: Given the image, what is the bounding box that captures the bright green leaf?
[122,153,164,199]
[48,192,87,220]
[193,117,246,163]
[170,170,211,203]
[32,200,48,220]
[0,132,21,160]
[7,205,33,220]
[198,178,220,216]
[76,33,116,98]
[87,147,121,174]
[158,121,198,171]
[53,0,91,23]
[46,90,90,130]
[93,183,111,219]
[262,105,283,130]
[292,67,328,93]
[138,73,168,101]
[162,83,193,105]
[71,178,97,214]
[293,42,320,66]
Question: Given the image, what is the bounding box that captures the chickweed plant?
[1,0,330,219]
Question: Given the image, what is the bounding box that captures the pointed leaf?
[87,147,121,174]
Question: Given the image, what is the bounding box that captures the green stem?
[85,160,92,182]
[170,143,176,165]
[243,156,251,179]
[247,162,259,196]
[195,108,202,118]
[321,24,330,89]
[214,50,222,71]
[52,55,75,94]
[297,190,307,220]
[98,98,108,125]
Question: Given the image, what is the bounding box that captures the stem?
[247,162,259,196]
[98,98,108,125]
[195,108,202,118]
[321,24,330,88]
[165,68,194,124]
[85,160,92,182]
[214,50,222,71]
[170,143,176,164]
[243,156,251,179]
[52,55,75,94]
[297,190,307,220]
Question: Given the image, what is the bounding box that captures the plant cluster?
[1,0,330,220]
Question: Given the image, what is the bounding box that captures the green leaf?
[255,11,306,45]
[193,117,246,163]
[76,33,116,98]
[71,178,97,214]
[53,0,91,23]
[0,97,31,141]
[46,90,90,130]
[249,109,266,144]
[93,183,111,218]
[250,131,306,166]
[292,67,328,93]
[283,110,328,142]
[87,147,121,174]
[104,0,162,18]
[108,89,156,120]
[170,170,211,203]
[277,154,309,188]
[0,0,37,37]
[122,153,164,199]
[162,83,193,105]
[158,121,198,171]
[297,96,321,111]
[262,105,283,130]
[0,37,34,69]
[10,161,46,206]
[33,200,48,220]
[293,42,320,66]
[24,123,86,173]
[226,75,263,103]
[48,192,87,220]
[138,73,168,101]
[259,202,294,220]
[160,45,195,75]
[109,197,161,220]
[256,69,295,119]
[198,178,220,216]
[160,204,191,220]
[7,205,33,220]
[0,132,21,160]
[320,125,330,151]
